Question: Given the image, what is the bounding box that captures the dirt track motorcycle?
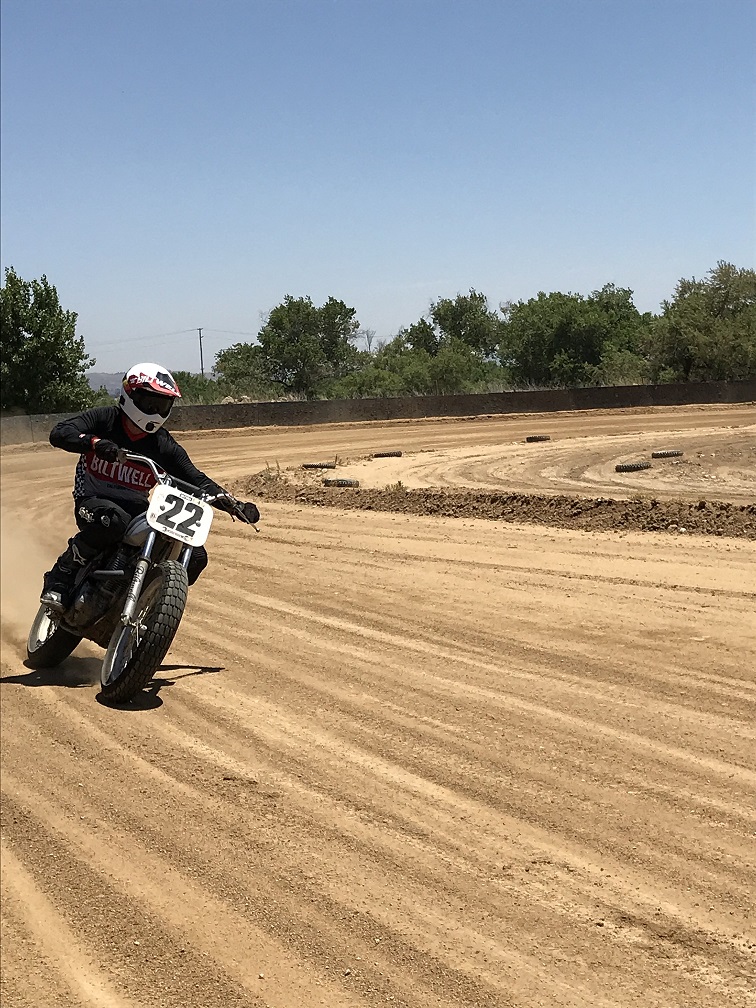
[26,451,255,703]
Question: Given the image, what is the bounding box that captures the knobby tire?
[26,607,81,668]
[99,559,188,704]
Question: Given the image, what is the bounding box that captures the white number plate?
[146,485,213,547]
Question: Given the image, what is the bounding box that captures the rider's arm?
[157,433,259,523]
[49,407,117,453]
[155,432,225,496]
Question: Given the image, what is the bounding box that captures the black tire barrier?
[615,462,652,473]
[302,462,336,469]
[372,451,403,458]
[651,450,684,459]
[525,435,551,443]
[323,478,360,487]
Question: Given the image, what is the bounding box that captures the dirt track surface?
[1,404,755,1007]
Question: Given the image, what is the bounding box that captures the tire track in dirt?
[0,682,513,1008]
[0,770,371,1008]
[160,639,755,1008]
[2,404,755,1007]
[192,583,754,781]
[0,841,138,1008]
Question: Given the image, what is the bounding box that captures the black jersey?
[49,406,223,507]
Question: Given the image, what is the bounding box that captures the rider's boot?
[40,536,100,613]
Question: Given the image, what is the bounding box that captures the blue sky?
[2,0,754,374]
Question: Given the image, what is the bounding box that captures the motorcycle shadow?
[3,660,224,711]
[95,664,225,711]
[5,655,102,689]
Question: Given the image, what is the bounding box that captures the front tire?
[99,560,188,704]
[26,606,81,668]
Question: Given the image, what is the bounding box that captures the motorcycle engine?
[69,583,110,629]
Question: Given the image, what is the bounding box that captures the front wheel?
[99,560,188,704]
[26,606,81,668]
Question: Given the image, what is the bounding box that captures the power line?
[94,328,196,349]
[92,327,258,350]
[144,328,198,339]
[203,329,258,337]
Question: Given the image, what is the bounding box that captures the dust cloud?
[0,511,54,639]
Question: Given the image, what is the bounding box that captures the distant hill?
[87,372,123,396]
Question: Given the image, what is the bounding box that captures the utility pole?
[198,328,205,379]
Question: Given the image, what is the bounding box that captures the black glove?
[239,501,260,524]
[214,495,259,524]
[92,438,121,462]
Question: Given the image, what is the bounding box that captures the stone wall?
[0,412,78,447]
[3,379,754,446]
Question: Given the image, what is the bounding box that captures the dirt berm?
[236,473,756,538]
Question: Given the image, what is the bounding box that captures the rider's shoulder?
[155,425,177,444]
[66,404,119,428]
[81,403,119,415]
[94,404,120,419]
[153,426,184,454]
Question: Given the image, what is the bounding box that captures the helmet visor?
[131,388,175,418]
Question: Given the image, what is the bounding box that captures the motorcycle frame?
[112,452,220,627]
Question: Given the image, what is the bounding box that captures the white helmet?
[119,362,181,433]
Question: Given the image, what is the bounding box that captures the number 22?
[158,494,203,534]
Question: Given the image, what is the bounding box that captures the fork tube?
[120,531,156,625]
[178,545,193,569]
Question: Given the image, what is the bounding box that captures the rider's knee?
[75,500,131,550]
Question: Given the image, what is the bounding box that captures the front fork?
[120,535,193,626]
[120,531,156,626]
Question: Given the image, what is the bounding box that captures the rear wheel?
[26,606,81,668]
[99,560,188,704]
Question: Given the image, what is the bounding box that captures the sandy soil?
[1,403,755,1007]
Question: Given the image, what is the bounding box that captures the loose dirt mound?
[236,472,756,538]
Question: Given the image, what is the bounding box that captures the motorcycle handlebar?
[121,451,240,509]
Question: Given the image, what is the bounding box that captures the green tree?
[91,384,117,406]
[213,343,279,400]
[400,290,501,359]
[499,284,650,387]
[328,364,407,399]
[352,290,501,397]
[429,288,502,356]
[333,332,497,398]
[1,267,95,412]
[427,337,491,393]
[170,370,220,405]
[257,295,361,399]
[372,335,434,395]
[403,318,440,356]
[589,347,650,386]
[647,262,756,382]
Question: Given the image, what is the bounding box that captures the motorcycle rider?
[40,362,259,613]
